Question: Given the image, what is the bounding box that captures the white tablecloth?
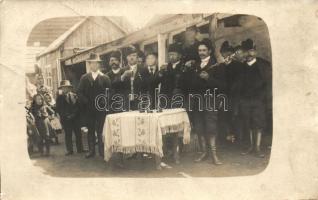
[103,108,191,161]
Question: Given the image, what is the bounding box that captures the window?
[44,64,52,88]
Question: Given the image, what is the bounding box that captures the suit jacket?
[234,57,272,109]
[187,56,226,111]
[160,62,186,95]
[77,72,111,116]
[106,68,125,95]
[190,57,226,94]
[56,92,80,123]
[141,66,161,109]
[121,64,148,98]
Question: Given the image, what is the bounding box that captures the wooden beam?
[63,14,210,65]
[157,33,167,67]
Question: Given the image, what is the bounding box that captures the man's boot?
[210,146,222,165]
[194,151,208,162]
[85,139,95,158]
[255,130,265,158]
[241,130,254,155]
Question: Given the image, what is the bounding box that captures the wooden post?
[157,33,167,68]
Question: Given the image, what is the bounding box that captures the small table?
[103,108,191,162]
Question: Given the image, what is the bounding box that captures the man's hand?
[185,60,195,69]
[199,71,209,80]
[121,70,133,81]
[160,64,168,71]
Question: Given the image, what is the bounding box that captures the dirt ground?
[29,134,271,178]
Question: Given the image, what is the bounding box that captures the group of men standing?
[55,35,271,167]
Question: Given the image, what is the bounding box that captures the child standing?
[31,94,53,156]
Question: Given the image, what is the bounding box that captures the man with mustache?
[236,39,271,158]
[218,41,245,143]
[106,50,126,113]
[188,38,225,165]
[120,46,147,111]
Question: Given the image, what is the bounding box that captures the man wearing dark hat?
[120,46,147,110]
[158,43,186,164]
[218,41,245,143]
[182,26,200,63]
[106,50,126,113]
[236,39,272,158]
[137,50,145,66]
[56,80,84,155]
[188,38,225,165]
[77,53,111,158]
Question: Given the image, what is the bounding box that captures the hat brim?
[58,85,73,89]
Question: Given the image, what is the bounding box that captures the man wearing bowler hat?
[158,43,187,164]
[236,39,272,158]
[56,80,84,155]
[218,41,245,143]
[77,53,111,158]
[120,45,147,111]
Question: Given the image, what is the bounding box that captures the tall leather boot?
[85,137,95,158]
[209,136,222,165]
[241,130,254,155]
[211,146,222,165]
[255,130,265,158]
[195,138,209,162]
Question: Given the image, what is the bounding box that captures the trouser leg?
[86,117,96,157]
[209,135,222,165]
[171,134,180,164]
[255,129,265,158]
[194,112,209,162]
[72,119,83,153]
[63,122,73,153]
[96,115,106,157]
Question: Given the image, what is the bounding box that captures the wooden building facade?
[36,16,134,95]
[43,13,271,94]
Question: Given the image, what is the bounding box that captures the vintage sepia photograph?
[2,1,318,199]
[24,13,272,177]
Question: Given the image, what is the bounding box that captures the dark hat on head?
[220,41,234,53]
[58,80,73,89]
[198,38,213,50]
[137,50,145,58]
[241,39,256,51]
[126,45,138,56]
[86,53,102,62]
[145,51,158,58]
[168,43,183,54]
[233,45,242,52]
[110,50,121,60]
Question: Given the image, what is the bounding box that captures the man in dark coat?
[187,39,226,165]
[218,41,245,143]
[120,46,147,111]
[56,80,83,155]
[158,43,187,164]
[141,52,161,110]
[106,50,126,113]
[159,43,186,109]
[236,39,272,158]
[77,53,111,158]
